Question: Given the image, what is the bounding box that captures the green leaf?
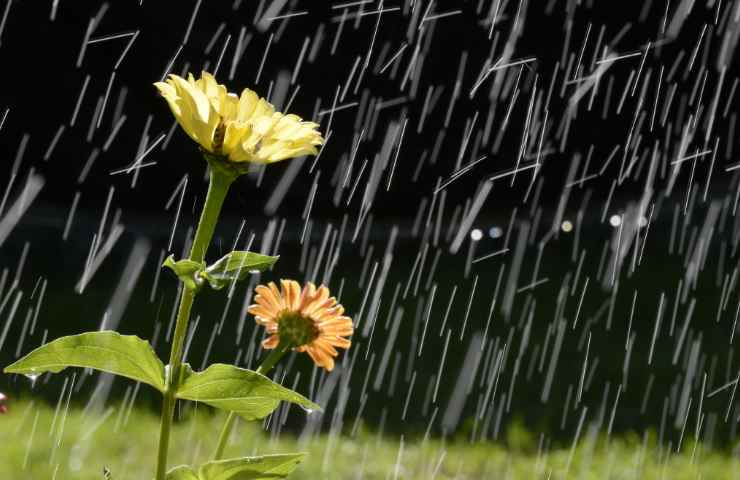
[175,363,320,420]
[198,454,305,480]
[163,255,205,290]
[165,465,199,480]
[202,251,279,290]
[4,331,166,392]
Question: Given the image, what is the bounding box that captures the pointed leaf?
[163,255,205,290]
[5,331,166,392]
[199,454,305,480]
[202,251,279,290]
[165,465,199,480]
[175,363,320,420]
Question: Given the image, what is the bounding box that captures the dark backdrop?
[1,0,739,448]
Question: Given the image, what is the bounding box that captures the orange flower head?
[248,280,353,372]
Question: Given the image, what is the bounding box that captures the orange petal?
[252,295,280,316]
[253,317,276,327]
[290,281,302,310]
[255,285,282,311]
[318,326,353,338]
[313,349,334,372]
[325,336,351,349]
[314,306,346,323]
[261,334,280,349]
[312,337,339,357]
[308,345,334,371]
[301,286,331,316]
[248,304,278,320]
[319,315,354,327]
[304,346,324,368]
[320,351,335,371]
[299,283,317,310]
[308,298,339,319]
[280,279,301,311]
[261,282,280,308]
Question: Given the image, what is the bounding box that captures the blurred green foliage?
[2,400,739,479]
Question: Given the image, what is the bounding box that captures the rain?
[1,0,740,478]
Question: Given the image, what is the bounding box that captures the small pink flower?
[0,392,7,414]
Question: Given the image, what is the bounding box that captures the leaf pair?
[166,454,304,480]
[4,332,320,420]
[164,251,279,291]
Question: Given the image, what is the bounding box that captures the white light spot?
[470,229,483,241]
[489,226,503,239]
[639,216,648,227]
[561,220,573,233]
[609,214,622,227]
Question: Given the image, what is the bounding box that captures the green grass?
[1,399,739,479]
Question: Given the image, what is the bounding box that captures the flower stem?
[155,167,235,480]
[255,343,292,376]
[212,343,290,460]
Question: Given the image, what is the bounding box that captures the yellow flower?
[248,280,353,372]
[154,71,323,164]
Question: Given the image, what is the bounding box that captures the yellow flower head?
[248,280,353,372]
[154,71,323,164]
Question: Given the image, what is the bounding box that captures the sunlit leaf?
[163,255,205,290]
[198,454,305,480]
[175,363,320,420]
[202,251,279,290]
[4,331,166,392]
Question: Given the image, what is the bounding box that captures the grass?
[1,399,739,479]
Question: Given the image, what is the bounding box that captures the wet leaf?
[198,454,305,480]
[175,363,320,420]
[5,331,166,392]
[163,255,205,290]
[202,251,279,290]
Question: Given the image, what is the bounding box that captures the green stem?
[212,343,291,460]
[155,167,235,480]
[212,409,237,461]
[255,343,292,376]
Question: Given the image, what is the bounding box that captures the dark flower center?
[212,120,226,153]
[277,310,319,347]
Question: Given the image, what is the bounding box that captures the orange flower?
[248,280,353,371]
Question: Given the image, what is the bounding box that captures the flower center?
[277,310,319,348]
[212,119,226,153]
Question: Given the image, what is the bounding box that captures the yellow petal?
[154,81,182,118]
[251,98,276,123]
[237,88,260,122]
[169,74,211,123]
[168,74,219,151]
[219,93,240,121]
[198,71,222,99]
[262,144,318,164]
[223,121,251,161]
[155,71,324,164]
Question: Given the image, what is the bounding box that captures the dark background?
[1,0,739,448]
